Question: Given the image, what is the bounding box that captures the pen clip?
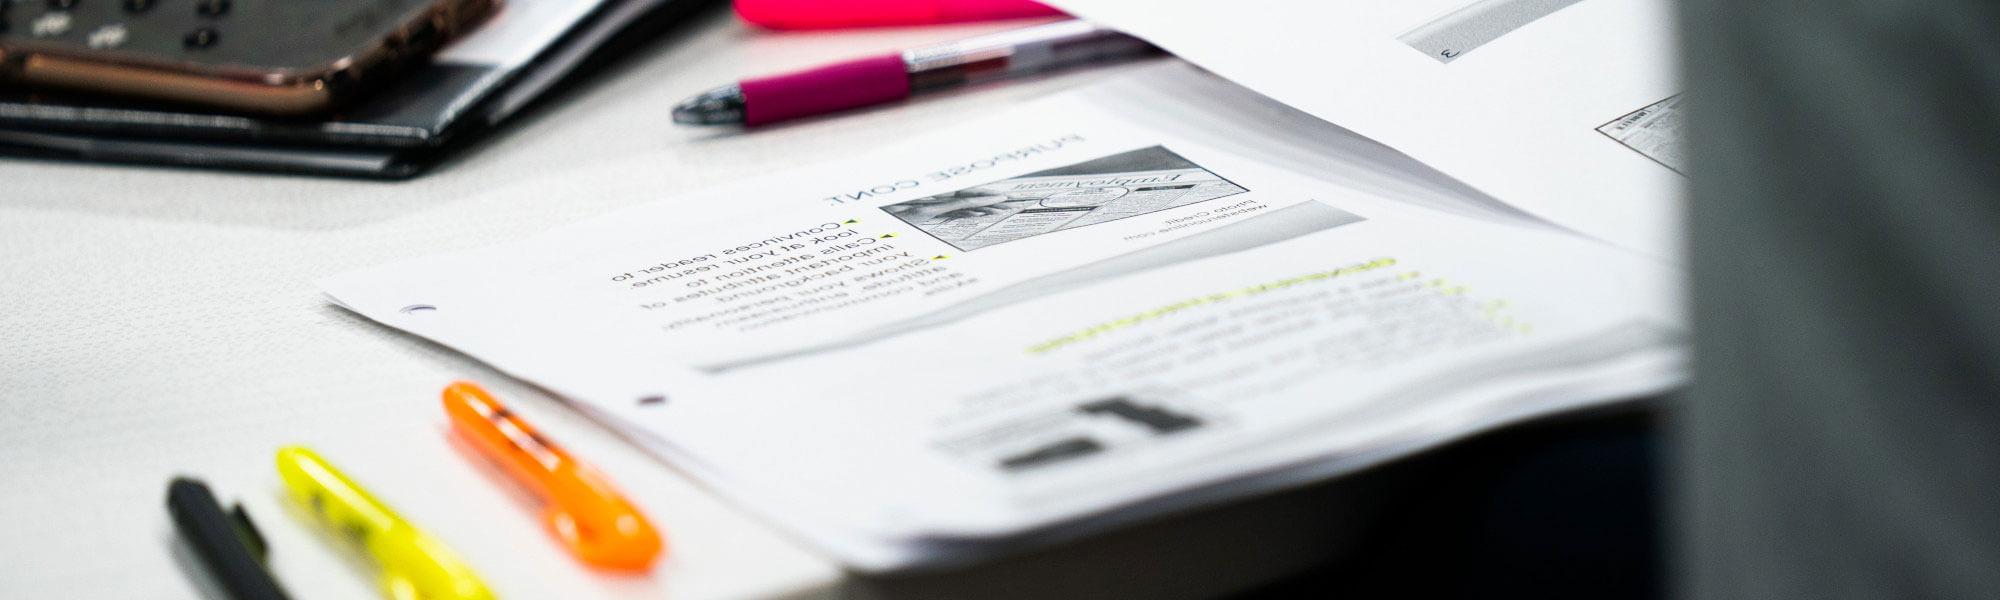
[229,503,270,562]
[167,477,293,600]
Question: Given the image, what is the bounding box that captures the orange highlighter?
[441,382,664,571]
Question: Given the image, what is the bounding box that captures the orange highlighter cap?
[442,381,664,571]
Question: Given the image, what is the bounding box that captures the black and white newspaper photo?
[881,146,1249,251]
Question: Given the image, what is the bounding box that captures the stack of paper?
[1048,0,1685,257]
[323,53,1684,568]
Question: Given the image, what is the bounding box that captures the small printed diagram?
[880,146,1249,252]
[1399,0,1584,63]
[1597,94,1687,175]
[997,397,1205,472]
[932,392,1212,475]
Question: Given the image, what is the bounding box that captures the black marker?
[166,477,293,600]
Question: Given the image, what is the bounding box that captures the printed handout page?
[323,90,1365,377]
[329,205,1684,570]
[320,71,1686,570]
[1047,0,1686,257]
[637,212,1683,539]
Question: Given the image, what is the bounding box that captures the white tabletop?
[1,10,1390,599]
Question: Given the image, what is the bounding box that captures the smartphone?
[0,0,497,116]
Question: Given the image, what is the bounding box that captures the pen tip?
[672,84,747,126]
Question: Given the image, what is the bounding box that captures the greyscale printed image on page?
[1597,94,1687,175]
[881,146,1249,252]
[1399,0,1585,63]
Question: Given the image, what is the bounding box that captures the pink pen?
[671,20,1156,127]
[735,0,1063,30]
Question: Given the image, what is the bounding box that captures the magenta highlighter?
[734,0,1062,29]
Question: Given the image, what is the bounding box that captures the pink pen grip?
[735,0,1063,30]
[740,54,911,126]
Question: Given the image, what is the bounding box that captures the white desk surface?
[0,10,1169,599]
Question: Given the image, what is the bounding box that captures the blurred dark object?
[847,407,1660,600]
[1236,408,1660,600]
[0,0,722,178]
[1679,1,2000,599]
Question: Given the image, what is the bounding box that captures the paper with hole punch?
[1049,0,1685,258]
[321,65,1685,570]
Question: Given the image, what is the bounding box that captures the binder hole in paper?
[638,395,667,407]
[400,304,438,314]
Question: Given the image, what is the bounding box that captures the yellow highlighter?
[276,446,497,600]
